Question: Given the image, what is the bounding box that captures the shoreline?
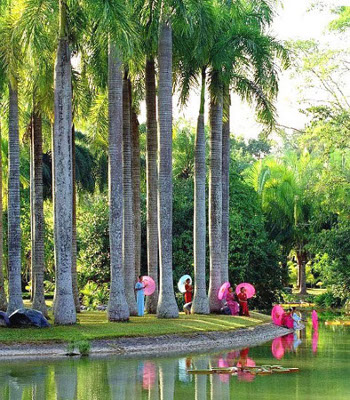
[0,323,291,361]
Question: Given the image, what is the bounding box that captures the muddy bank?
[0,323,290,361]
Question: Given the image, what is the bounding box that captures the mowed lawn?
[0,311,270,344]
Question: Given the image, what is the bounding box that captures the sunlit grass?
[0,311,270,344]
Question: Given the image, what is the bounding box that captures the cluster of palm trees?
[0,0,288,324]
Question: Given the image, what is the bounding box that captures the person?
[183,301,192,315]
[225,287,239,316]
[237,287,250,317]
[282,308,294,329]
[184,278,193,304]
[291,307,305,330]
[135,276,146,316]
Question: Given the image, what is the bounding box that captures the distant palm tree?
[248,153,316,295]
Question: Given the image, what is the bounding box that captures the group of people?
[135,275,251,318]
[224,286,250,317]
[281,307,305,330]
[182,280,250,317]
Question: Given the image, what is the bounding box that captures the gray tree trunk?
[7,82,23,315]
[156,23,179,318]
[107,41,129,321]
[131,104,141,282]
[208,81,223,313]
[221,87,230,284]
[31,109,48,317]
[192,68,209,315]
[122,74,137,316]
[145,58,159,314]
[52,36,76,324]
[0,118,7,311]
[71,125,80,312]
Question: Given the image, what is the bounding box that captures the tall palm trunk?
[31,108,48,316]
[53,1,76,324]
[71,125,80,312]
[107,41,129,321]
[7,81,23,314]
[122,73,137,316]
[157,22,179,318]
[131,107,141,281]
[221,86,230,284]
[297,250,307,295]
[145,58,159,314]
[0,118,7,311]
[208,76,223,313]
[192,67,209,314]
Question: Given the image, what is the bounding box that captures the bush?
[314,291,342,308]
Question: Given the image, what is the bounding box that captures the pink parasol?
[312,310,319,330]
[271,305,285,326]
[142,276,156,296]
[271,337,285,360]
[235,283,255,298]
[218,282,231,300]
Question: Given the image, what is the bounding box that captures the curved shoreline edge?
[0,323,291,361]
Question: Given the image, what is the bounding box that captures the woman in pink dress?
[225,287,239,316]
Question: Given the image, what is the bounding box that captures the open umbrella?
[142,276,156,296]
[178,275,192,293]
[218,282,231,300]
[235,283,255,298]
[271,305,285,326]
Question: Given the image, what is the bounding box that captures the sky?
[140,0,350,139]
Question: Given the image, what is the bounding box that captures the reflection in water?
[159,359,176,400]
[55,362,78,400]
[1,322,347,400]
[272,332,303,359]
[312,330,319,353]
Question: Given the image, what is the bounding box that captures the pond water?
[0,319,349,399]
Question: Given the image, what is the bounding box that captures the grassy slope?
[0,311,270,344]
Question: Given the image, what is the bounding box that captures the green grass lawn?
[0,311,270,344]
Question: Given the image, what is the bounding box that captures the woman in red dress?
[184,279,193,314]
[238,287,250,317]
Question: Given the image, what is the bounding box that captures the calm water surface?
[0,321,349,399]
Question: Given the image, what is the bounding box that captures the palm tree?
[31,107,48,316]
[174,0,217,314]
[107,42,129,321]
[131,106,141,281]
[192,67,210,314]
[221,86,230,284]
[52,0,76,324]
[248,153,316,295]
[0,45,7,311]
[122,72,137,315]
[157,20,179,318]
[0,117,7,311]
[208,72,224,313]
[145,57,159,314]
